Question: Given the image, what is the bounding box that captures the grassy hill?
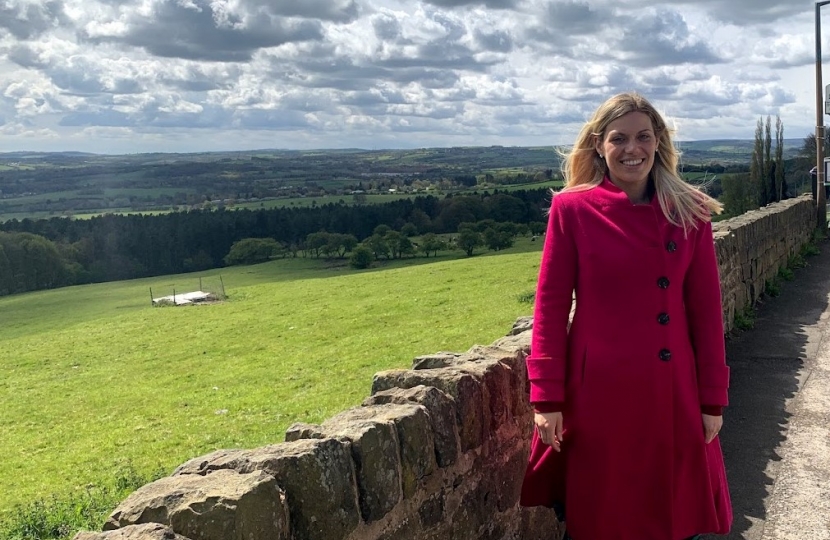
[0,239,543,521]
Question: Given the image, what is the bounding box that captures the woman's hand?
[534,411,564,452]
[702,413,723,444]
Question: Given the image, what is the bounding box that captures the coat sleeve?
[527,194,577,404]
[683,220,730,407]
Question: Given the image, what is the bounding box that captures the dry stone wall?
[715,195,815,332]
[74,196,817,540]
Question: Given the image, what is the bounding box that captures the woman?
[520,92,732,540]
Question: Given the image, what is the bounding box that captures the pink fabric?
[521,178,732,539]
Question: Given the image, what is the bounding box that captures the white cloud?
[0,0,823,152]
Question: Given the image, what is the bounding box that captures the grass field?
[0,238,544,518]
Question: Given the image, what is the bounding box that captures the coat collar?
[595,175,659,209]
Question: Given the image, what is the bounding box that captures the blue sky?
[0,0,823,153]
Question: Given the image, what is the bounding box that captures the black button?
[666,241,677,252]
[657,277,670,289]
[657,313,670,325]
[659,349,672,361]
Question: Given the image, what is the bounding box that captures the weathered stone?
[455,359,514,436]
[73,523,191,540]
[450,476,502,539]
[372,368,484,452]
[519,506,566,540]
[174,439,359,540]
[105,469,288,540]
[412,352,461,370]
[509,316,533,335]
[364,385,459,468]
[290,404,436,519]
[284,422,324,442]
[491,331,531,355]
[417,492,445,529]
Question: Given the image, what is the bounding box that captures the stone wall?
[73,196,817,540]
[715,195,816,332]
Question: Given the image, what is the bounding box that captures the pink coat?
[521,178,732,539]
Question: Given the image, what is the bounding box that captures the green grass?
[0,239,543,518]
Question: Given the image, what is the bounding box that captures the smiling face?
[595,111,658,193]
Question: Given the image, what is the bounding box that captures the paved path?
[704,238,830,539]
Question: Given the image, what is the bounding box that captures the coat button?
[657,277,670,289]
[657,313,670,325]
[666,241,677,252]
[659,349,672,361]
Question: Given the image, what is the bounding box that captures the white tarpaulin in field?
[152,291,212,306]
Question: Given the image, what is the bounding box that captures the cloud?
[750,34,813,69]
[246,0,361,23]
[80,0,325,62]
[0,0,819,151]
[0,0,67,40]
[422,0,518,9]
[612,9,725,67]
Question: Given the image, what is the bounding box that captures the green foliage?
[349,246,374,269]
[517,291,535,304]
[224,238,284,266]
[719,173,757,217]
[778,266,795,281]
[788,252,807,269]
[749,115,786,207]
[400,223,418,237]
[0,232,73,295]
[418,233,446,257]
[0,463,162,540]
[801,242,821,258]
[456,227,484,256]
[765,278,781,297]
[733,306,756,331]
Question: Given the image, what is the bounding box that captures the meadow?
[0,238,544,520]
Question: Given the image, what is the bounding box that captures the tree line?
[0,190,551,297]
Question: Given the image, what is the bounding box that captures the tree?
[457,228,483,256]
[349,245,374,269]
[720,173,755,217]
[750,115,786,207]
[223,238,282,265]
[419,233,446,257]
[306,232,330,258]
[400,222,418,237]
[775,117,786,200]
[483,228,514,251]
[363,234,390,259]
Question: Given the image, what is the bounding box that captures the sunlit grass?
[0,238,543,515]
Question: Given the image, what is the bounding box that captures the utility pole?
[815,1,830,228]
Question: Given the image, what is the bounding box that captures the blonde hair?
[559,92,722,231]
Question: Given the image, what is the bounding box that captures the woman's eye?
[639,134,652,141]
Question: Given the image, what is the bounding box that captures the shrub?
[349,246,374,269]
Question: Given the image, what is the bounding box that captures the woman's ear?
[594,134,603,157]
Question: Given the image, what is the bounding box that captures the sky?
[0,0,825,154]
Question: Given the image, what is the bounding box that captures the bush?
[0,462,163,540]
[349,246,374,269]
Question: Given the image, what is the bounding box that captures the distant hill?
[675,139,802,165]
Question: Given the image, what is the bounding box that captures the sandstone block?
[372,368,484,452]
[105,469,288,540]
[287,403,437,518]
[174,439,359,540]
[74,523,192,540]
[364,385,459,468]
[509,316,533,336]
